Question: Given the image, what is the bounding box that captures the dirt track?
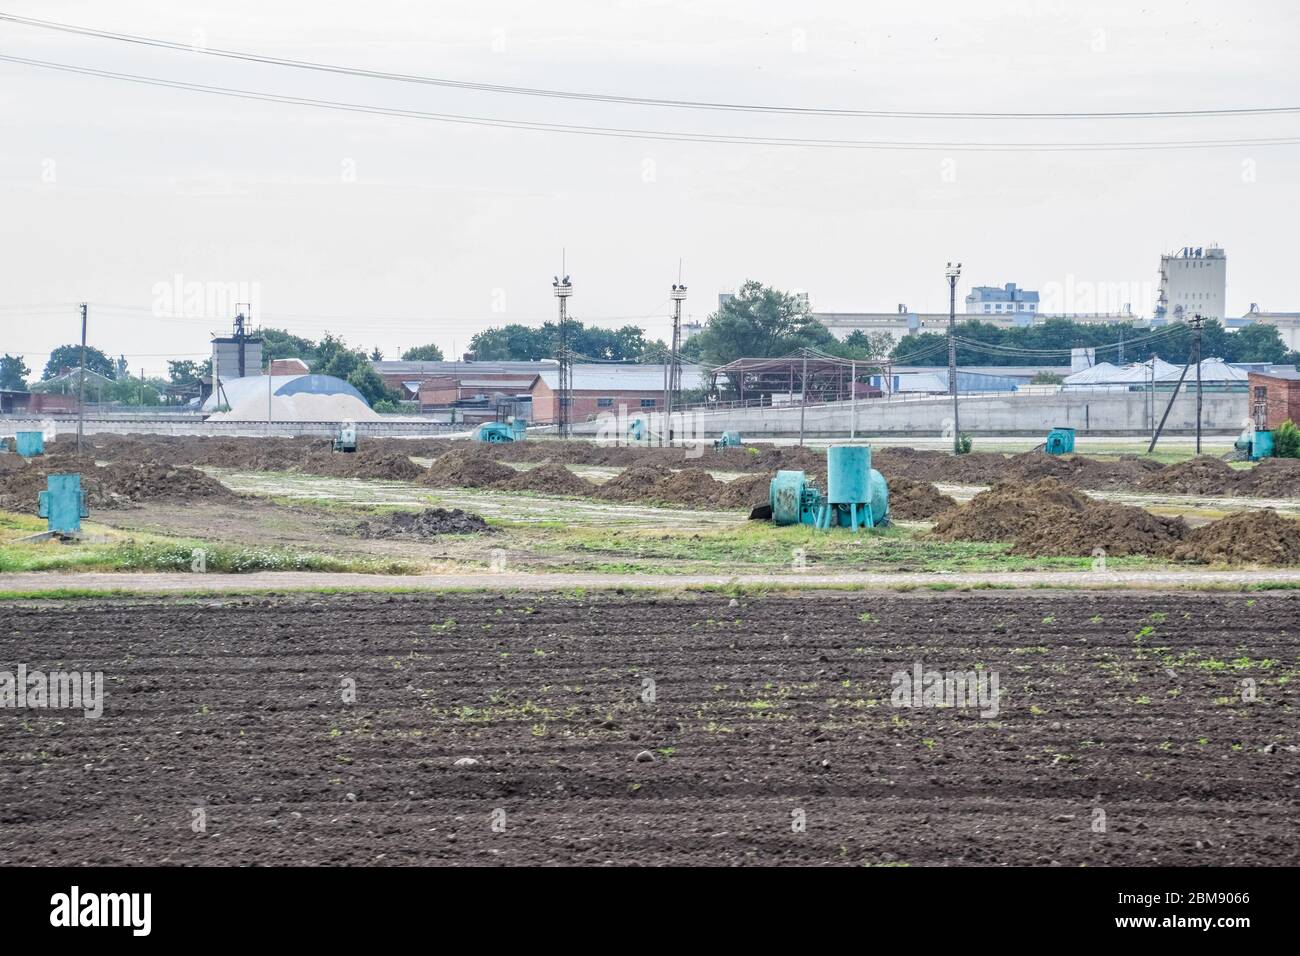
[1,591,1295,866]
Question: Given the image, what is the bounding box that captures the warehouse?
[531,364,706,423]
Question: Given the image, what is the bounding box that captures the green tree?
[689,281,837,365]
[313,333,401,406]
[260,328,319,366]
[1274,420,1300,459]
[400,343,446,361]
[1226,323,1288,363]
[42,344,115,380]
[0,353,30,390]
[167,359,211,386]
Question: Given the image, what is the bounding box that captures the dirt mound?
[711,473,773,510]
[495,462,595,496]
[929,479,1092,542]
[1170,510,1300,566]
[928,478,1186,557]
[0,459,232,512]
[1238,457,1300,498]
[294,448,423,481]
[355,507,493,538]
[1138,456,1240,495]
[888,478,958,521]
[596,462,676,502]
[1009,451,1163,490]
[1009,501,1187,558]
[422,450,517,488]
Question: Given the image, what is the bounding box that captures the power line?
[3,11,1297,121]
[4,53,1300,152]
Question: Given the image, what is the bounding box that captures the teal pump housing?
[768,444,889,532]
[38,473,89,535]
[475,421,523,443]
[1044,427,1075,455]
[15,431,45,457]
[714,431,743,449]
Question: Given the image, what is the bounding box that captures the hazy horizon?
[3,0,1298,376]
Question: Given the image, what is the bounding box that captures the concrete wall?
[572,388,1246,439]
[0,416,459,439]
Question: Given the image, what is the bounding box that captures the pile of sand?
[928,478,1188,557]
[1170,510,1300,565]
[887,478,958,521]
[355,507,493,538]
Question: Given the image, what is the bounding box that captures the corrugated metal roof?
[537,364,707,392]
[373,360,557,376]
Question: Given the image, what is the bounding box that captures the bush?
[1274,420,1300,459]
[956,432,974,455]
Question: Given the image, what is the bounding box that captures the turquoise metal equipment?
[628,418,646,442]
[714,431,742,449]
[15,431,45,457]
[767,444,889,532]
[1044,427,1075,456]
[1234,428,1274,460]
[475,421,518,443]
[37,473,89,535]
[332,420,357,453]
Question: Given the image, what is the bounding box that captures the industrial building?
[531,363,707,423]
[965,282,1039,317]
[1155,245,1226,322]
[203,373,379,422]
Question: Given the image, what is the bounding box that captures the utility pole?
[798,350,808,446]
[945,262,962,453]
[76,302,87,454]
[850,358,857,440]
[552,268,573,438]
[1191,313,1204,455]
[667,274,686,444]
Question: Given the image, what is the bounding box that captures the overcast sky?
[2,0,1298,375]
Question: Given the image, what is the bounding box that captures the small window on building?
[596,397,614,408]
[559,397,572,407]
[640,398,657,408]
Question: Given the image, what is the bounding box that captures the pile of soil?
[1170,510,1300,566]
[1138,456,1240,496]
[887,478,959,521]
[1238,457,1300,498]
[294,448,424,481]
[422,450,517,488]
[928,478,1188,558]
[595,462,677,502]
[354,507,493,538]
[494,461,595,496]
[0,459,233,512]
[710,473,773,510]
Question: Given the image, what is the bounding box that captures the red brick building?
[1247,369,1300,429]
[530,364,706,423]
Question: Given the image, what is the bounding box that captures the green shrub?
[1274,419,1300,458]
[956,432,974,455]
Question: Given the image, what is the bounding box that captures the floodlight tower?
[553,273,574,438]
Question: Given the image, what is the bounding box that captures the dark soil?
[355,508,494,538]
[0,458,233,512]
[1,591,1295,866]
[422,450,517,488]
[494,461,595,497]
[929,479,1189,558]
[887,478,959,521]
[1170,510,1300,566]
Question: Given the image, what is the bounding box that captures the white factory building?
[1155,245,1226,322]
